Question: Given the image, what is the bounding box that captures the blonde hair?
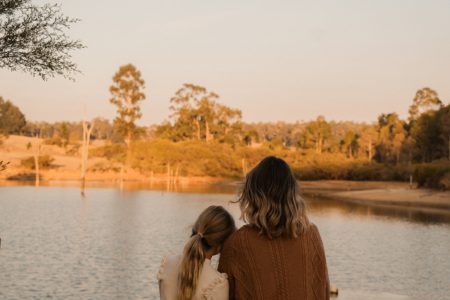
[177,206,235,300]
[238,156,309,239]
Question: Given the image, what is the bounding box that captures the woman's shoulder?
[220,224,252,249]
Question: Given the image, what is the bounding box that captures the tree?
[408,87,443,121]
[80,118,94,196]
[358,125,378,160]
[109,64,146,173]
[437,105,450,161]
[58,122,70,148]
[33,129,41,186]
[0,0,84,79]
[0,97,26,135]
[91,117,114,140]
[341,131,359,158]
[165,84,242,143]
[376,113,406,164]
[301,116,331,154]
[168,84,215,141]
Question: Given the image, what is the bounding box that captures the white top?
[157,254,229,300]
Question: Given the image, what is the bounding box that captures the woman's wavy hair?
[238,156,309,239]
[177,205,236,300]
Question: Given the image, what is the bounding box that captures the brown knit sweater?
[218,223,330,300]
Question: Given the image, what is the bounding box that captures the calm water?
[0,184,449,300]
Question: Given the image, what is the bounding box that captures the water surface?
[0,185,449,299]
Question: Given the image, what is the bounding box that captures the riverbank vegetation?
[1,66,449,189]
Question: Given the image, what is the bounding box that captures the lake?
[0,183,449,300]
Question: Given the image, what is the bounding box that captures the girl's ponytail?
[177,233,206,300]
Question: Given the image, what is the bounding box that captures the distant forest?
[1,65,449,189]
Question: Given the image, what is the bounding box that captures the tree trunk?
[34,133,40,187]
[194,118,201,140]
[174,164,180,183]
[317,137,323,154]
[81,120,94,196]
[205,120,213,142]
[448,134,450,161]
[125,129,132,181]
[241,158,247,177]
[34,153,39,187]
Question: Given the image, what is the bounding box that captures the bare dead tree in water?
[33,131,41,186]
[80,119,94,197]
[0,0,84,79]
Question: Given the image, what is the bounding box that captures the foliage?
[90,143,125,162]
[409,87,443,121]
[109,64,146,145]
[0,0,84,79]
[91,140,414,181]
[20,155,54,170]
[91,117,114,140]
[0,96,26,135]
[299,116,332,154]
[3,82,450,189]
[156,84,242,144]
[375,113,406,164]
[414,162,450,190]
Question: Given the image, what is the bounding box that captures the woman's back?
[218,223,330,300]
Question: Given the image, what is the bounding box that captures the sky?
[1,0,450,125]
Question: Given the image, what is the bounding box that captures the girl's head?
[238,156,309,239]
[178,205,236,300]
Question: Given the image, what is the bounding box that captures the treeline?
[1,65,449,189]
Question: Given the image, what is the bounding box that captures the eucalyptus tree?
[109,64,146,178]
[408,87,443,121]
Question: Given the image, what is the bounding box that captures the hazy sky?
[1,0,450,125]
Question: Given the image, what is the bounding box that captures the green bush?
[20,155,55,170]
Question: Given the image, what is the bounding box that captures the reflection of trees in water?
[305,196,450,224]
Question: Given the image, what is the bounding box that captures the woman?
[218,156,330,300]
[158,205,236,300]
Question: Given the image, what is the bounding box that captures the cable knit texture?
[218,223,330,300]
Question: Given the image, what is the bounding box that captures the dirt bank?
[300,180,450,212]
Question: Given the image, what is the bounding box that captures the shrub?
[414,162,450,190]
[44,137,63,147]
[20,155,55,170]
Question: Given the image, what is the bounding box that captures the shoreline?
[299,180,450,216]
[2,178,449,214]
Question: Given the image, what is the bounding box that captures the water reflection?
[1,186,449,300]
[3,180,450,225]
[0,180,239,194]
[305,197,450,224]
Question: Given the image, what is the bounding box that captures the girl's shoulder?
[197,260,229,299]
[157,253,181,281]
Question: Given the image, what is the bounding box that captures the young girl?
[157,206,236,300]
